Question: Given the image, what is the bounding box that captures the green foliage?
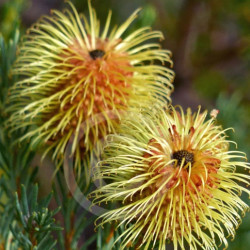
[96,223,130,250]
[216,92,250,157]
[216,93,250,250]
[0,0,26,41]
[53,171,97,250]
[10,184,62,250]
[194,70,228,99]
[0,29,19,125]
[133,4,157,29]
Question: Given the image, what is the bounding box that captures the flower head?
[93,106,250,250]
[7,1,174,174]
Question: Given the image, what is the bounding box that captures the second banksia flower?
[93,106,250,250]
[7,1,174,174]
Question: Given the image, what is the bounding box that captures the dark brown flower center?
[172,150,194,166]
[89,49,105,60]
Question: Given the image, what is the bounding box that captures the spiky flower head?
[92,106,250,250]
[7,1,174,174]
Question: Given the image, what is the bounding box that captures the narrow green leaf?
[30,184,38,212]
[15,192,26,227]
[36,231,50,249]
[47,240,57,250]
[21,184,29,216]
[39,212,47,226]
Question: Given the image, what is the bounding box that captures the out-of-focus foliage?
[216,93,250,250]
[0,0,27,41]
[216,93,250,157]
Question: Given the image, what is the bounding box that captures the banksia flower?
[7,1,174,176]
[92,106,250,250]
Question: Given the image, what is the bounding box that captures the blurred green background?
[0,0,249,249]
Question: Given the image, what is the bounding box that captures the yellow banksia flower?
[92,106,250,250]
[7,1,174,175]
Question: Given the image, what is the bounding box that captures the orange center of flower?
[128,127,221,240]
[144,135,220,194]
[61,39,132,117]
[47,39,133,151]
